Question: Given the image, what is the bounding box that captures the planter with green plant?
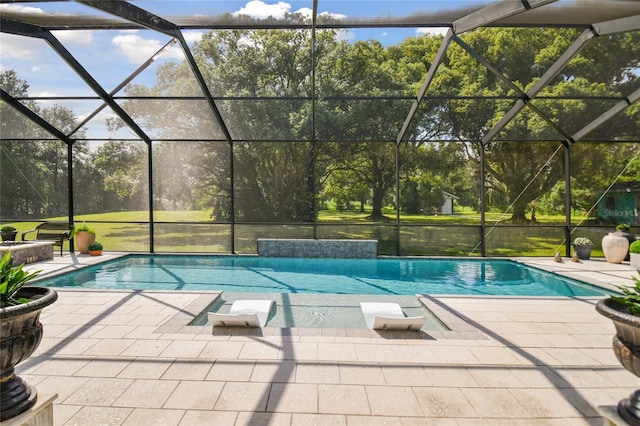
[88,241,103,256]
[0,252,58,421]
[1,225,18,242]
[630,240,640,270]
[573,237,593,260]
[596,277,640,425]
[71,222,95,254]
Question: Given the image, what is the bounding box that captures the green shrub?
[88,241,103,251]
[612,275,640,315]
[630,240,640,254]
[71,222,95,237]
[1,225,17,232]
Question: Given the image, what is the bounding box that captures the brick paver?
[14,253,639,425]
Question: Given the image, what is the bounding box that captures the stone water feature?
[0,241,54,264]
[257,238,378,258]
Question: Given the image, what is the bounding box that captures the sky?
[0,0,469,139]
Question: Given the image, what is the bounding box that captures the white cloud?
[182,30,205,45]
[0,33,46,61]
[417,27,450,37]
[296,7,313,19]
[32,91,60,97]
[232,2,346,22]
[335,29,354,43]
[233,1,291,19]
[112,32,185,64]
[51,30,95,46]
[0,4,45,15]
[319,11,346,21]
[295,7,345,20]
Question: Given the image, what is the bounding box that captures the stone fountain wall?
[257,239,377,258]
[0,241,54,264]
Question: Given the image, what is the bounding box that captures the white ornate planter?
[602,232,630,264]
[631,253,640,270]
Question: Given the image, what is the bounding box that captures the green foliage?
[2,27,639,228]
[630,240,640,254]
[93,141,147,207]
[1,225,16,232]
[71,222,95,237]
[1,70,90,218]
[616,223,630,231]
[0,252,41,308]
[88,241,103,251]
[611,276,640,315]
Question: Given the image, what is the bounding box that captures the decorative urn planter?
[602,232,630,264]
[0,287,58,421]
[75,231,95,254]
[1,230,18,242]
[596,297,640,425]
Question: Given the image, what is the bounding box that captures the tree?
[91,141,147,211]
[318,38,438,220]
[1,70,88,218]
[114,22,341,222]
[428,28,640,222]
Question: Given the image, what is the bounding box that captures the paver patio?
[13,253,640,425]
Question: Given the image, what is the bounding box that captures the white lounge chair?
[359,302,424,330]
[208,299,274,328]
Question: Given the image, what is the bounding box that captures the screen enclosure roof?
[1,0,639,145]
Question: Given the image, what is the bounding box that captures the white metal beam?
[453,0,557,34]
[571,87,640,143]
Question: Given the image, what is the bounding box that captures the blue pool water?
[36,255,608,296]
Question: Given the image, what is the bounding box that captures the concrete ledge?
[1,393,57,426]
[0,241,54,264]
[598,405,631,425]
[257,238,377,258]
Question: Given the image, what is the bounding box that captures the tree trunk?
[369,189,386,220]
[509,200,529,224]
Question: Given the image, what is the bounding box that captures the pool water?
[203,293,448,330]
[36,255,608,297]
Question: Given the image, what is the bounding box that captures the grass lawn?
[4,208,598,256]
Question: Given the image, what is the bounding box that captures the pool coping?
[25,252,638,340]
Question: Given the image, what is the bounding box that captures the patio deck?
[14,253,640,425]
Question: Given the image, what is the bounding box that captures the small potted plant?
[0,252,58,421]
[572,237,593,260]
[71,222,95,254]
[630,240,640,270]
[596,277,640,425]
[1,225,18,242]
[88,241,103,256]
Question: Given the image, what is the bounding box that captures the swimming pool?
[36,255,608,297]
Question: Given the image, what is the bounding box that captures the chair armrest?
[21,229,37,241]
